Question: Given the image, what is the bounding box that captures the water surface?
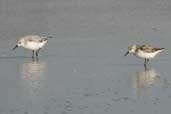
[0,0,171,114]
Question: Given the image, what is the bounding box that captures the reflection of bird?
[19,59,47,101]
[20,59,46,80]
[124,44,164,66]
[13,35,52,58]
[131,68,160,97]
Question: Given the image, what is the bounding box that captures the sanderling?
[13,35,52,58]
[124,44,164,66]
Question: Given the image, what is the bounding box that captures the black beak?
[124,51,129,56]
[13,45,18,50]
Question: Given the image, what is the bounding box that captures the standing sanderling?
[13,35,52,58]
[124,44,164,66]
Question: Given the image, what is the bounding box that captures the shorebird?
[13,35,52,58]
[124,44,164,66]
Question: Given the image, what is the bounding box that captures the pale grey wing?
[26,36,48,43]
[140,45,163,53]
[140,45,154,53]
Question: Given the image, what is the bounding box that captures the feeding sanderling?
[13,35,52,58]
[124,44,164,66]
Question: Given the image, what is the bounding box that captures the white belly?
[23,41,47,51]
[134,50,162,59]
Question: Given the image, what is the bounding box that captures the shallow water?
[0,0,171,114]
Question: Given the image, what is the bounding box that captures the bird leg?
[146,59,149,63]
[36,51,38,57]
[144,59,149,68]
[36,49,40,57]
[32,51,35,58]
[144,59,147,67]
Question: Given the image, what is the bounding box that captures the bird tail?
[47,35,53,39]
[156,48,165,53]
[160,48,165,50]
[156,48,164,51]
[41,35,53,41]
[158,48,165,51]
